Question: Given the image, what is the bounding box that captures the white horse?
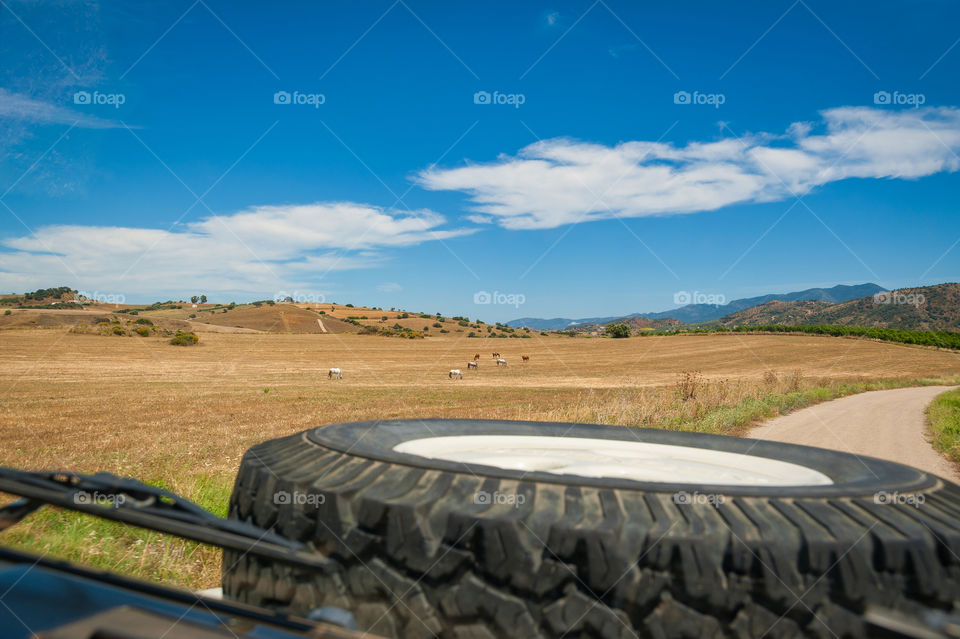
[496,358,507,367]
[467,361,478,370]
[328,367,342,379]
[449,369,463,379]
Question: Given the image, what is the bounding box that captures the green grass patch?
[1,474,232,588]
[928,388,960,467]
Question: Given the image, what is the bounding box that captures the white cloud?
[465,214,495,225]
[0,88,124,129]
[418,106,960,230]
[0,202,471,296]
[376,282,402,293]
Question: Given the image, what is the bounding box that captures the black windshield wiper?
[0,467,334,572]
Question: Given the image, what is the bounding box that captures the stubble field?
[1,327,957,588]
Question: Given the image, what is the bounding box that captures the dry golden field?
[0,326,957,588]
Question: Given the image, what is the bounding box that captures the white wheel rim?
[393,435,833,486]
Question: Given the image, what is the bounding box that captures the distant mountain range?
[508,283,888,330]
[718,283,960,332]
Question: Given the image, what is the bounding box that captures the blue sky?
[1,0,958,322]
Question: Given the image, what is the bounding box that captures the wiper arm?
[0,467,334,573]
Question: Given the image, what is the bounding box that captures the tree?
[200,295,207,304]
[606,323,631,338]
[190,295,199,304]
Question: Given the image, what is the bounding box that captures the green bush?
[135,327,150,337]
[170,331,199,346]
[606,323,632,338]
[3,310,10,316]
[111,325,125,336]
[134,318,153,325]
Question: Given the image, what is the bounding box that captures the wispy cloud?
[0,88,123,129]
[0,202,473,296]
[419,106,960,230]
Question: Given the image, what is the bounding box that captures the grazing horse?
[467,361,478,370]
[473,353,481,361]
[328,367,342,379]
[492,352,501,359]
[449,369,463,379]
[496,358,507,367]
[521,355,530,362]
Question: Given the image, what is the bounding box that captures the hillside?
[720,283,960,332]
[0,288,499,337]
[569,316,685,334]
[508,283,886,329]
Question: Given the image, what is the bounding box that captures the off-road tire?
[223,419,960,638]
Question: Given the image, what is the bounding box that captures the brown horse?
[474,353,481,361]
[521,355,530,362]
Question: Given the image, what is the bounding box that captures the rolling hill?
[719,283,960,332]
[508,283,887,329]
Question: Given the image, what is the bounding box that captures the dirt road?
[750,386,959,482]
